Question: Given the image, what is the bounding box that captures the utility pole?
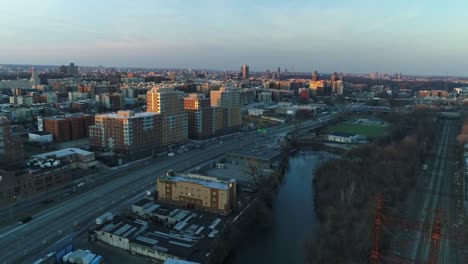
[10,195,16,223]
[370,193,383,264]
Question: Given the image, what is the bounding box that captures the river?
[226,151,333,264]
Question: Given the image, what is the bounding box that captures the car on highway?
[41,199,54,205]
[18,216,32,224]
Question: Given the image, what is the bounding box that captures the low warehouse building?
[327,132,364,143]
[94,217,148,250]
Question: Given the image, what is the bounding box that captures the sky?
[1,0,468,75]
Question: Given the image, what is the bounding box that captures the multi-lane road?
[0,116,333,264]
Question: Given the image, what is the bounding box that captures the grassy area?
[242,116,279,129]
[326,123,387,138]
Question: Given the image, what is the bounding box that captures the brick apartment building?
[157,173,236,214]
[0,170,18,205]
[43,114,94,142]
[89,111,162,153]
[210,87,242,133]
[147,87,188,146]
[0,117,24,164]
[184,93,218,139]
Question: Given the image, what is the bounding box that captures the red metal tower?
[428,208,442,264]
[370,193,383,264]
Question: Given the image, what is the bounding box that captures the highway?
[0,115,333,264]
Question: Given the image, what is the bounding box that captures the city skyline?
[1,0,468,75]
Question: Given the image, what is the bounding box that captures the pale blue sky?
[1,0,468,75]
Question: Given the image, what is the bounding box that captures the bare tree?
[244,161,265,189]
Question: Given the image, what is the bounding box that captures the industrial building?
[327,132,363,143]
[129,199,226,263]
[91,201,226,263]
[20,148,97,195]
[157,174,236,214]
[132,199,191,226]
[30,148,96,170]
[93,216,148,251]
[225,148,283,170]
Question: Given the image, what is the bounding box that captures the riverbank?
[223,151,336,264]
[208,153,290,264]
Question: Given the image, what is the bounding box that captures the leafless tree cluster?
[306,111,436,263]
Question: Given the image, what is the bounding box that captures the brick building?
[43,114,94,142]
[184,94,216,139]
[89,111,162,153]
[210,87,241,133]
[157,173,236,214]
[147,87,188,146]
[0,117,24,164]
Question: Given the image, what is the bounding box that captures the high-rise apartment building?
[0,117,24,164]
[59,63,78,75]
[210,87,241,132]
[241,64,249,79]
[157,173,236,214]
[147,87,188,146]
[89,111,162,153]
[67,63,78,75]
[184,94,215,139]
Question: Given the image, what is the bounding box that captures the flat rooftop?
[31,148,93,159]
[201,163,257,186]
[329,132,357,137]
[159,174,235,191]
[97,112,157,119]
[164,259,200,264]
[96,216,147,239]
[131,203,225,263]
[29,131,53,136]
[133,199,190,221]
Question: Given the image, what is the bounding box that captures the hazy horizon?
[1,0,468,76]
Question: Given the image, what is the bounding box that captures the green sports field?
[326,123,387,138]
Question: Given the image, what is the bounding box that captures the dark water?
[227,151,332,264]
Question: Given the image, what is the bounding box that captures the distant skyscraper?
[241,64,249,79]
[277,67,281,79]
[59,65,67,74]
[331,72,338,82]
[60,63,78,75]
[312,70,319,81]
[67,63,78,75]
[370,72,379,79]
